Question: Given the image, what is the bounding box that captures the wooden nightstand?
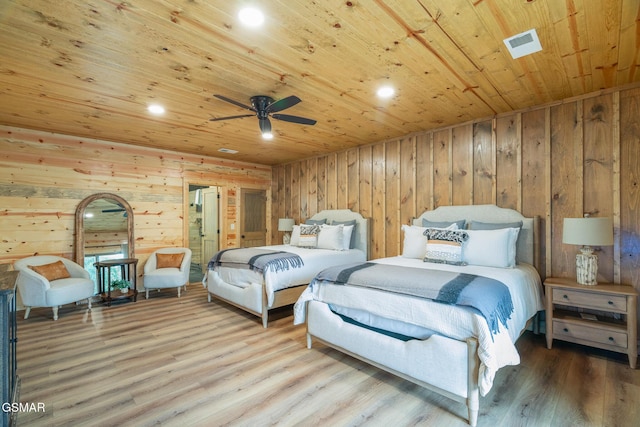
[544,277,637,368]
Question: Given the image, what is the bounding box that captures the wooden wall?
[0,125,272,279]
[271,84,640,305]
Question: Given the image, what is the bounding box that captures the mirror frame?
[74,193,135,264]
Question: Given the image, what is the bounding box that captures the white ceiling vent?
[218,148,238,154]
[503,29,542,59]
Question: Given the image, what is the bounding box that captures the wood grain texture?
[271,84,640,338]
[472,120,495,205]
[496,115,520,210]
[15,285,640,427]
[620,87,640,301]
[452,124,474,206]
[384,140,400,257]
[0,126,271,269]
[3,0,637,165]
[433,128,453,208]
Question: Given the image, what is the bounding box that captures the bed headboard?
[308,209,370,259]
[413,204,539,268]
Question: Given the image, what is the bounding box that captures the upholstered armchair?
[143,248,192,298]
[13,255,95,320]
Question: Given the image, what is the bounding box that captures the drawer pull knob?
[608,301,614,305]
[563,294,569,299]
[563,328,569,332]
[608,337,615,342]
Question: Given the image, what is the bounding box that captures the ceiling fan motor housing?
[250,96,275,114]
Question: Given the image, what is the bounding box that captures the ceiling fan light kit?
[211,94,317,139]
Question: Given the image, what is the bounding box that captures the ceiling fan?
[210,95,317,139]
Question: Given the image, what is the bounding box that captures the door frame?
[183,181,226,252]
[183,181,272,250]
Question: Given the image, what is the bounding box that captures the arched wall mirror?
[74,193,135,274]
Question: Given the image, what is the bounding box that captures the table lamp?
[562,217,613,285]
[278,218,295,244]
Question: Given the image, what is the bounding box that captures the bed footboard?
[306,300,480,426]
[207,270,307,327]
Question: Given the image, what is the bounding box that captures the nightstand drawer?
[552,288,627,312]
[553,319,628,349]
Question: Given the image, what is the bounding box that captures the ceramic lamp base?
[576,246,598,286]
[283,232,291,245]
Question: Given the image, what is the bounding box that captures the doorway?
[188,184,220,282]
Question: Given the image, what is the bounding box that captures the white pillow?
[401,225,428,258]
[342,225,354,250]
[317,224,344,250]
[290,225,300,246]
[402,223,459,259]
[463,228,520,268]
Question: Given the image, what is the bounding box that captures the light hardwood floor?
[15,284,640,427]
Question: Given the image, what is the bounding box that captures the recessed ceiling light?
[238,7,264,27]
[377,86,395,98]
[147,104,165,115]
[262,132,274,140]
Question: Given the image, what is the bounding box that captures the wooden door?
[240,189,267,248]
[201,187,220,270]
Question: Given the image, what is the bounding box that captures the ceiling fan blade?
[267,95,301,113]
[210,114,254,122]
[213,94,255,111]
[259,117,272,134]
[272,113,317,125]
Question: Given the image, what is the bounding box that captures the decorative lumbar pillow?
[422,218,466,230]
[298,224,321,247]
[156,252,185,269]
[331,219,357,249]
[290,225,301,246]
[29,260,71,281]
[463,228,520,268]
[423,228,469,265]
[317,224,344,250]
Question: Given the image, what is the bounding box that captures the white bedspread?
[210,245,366,307]
[294,256,544,395]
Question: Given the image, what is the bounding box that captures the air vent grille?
[509,32,534,48]
[503,29,542,59]
[218,148,238,154]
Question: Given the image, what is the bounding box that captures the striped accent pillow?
[423,228,469,266]
[298,224,321,247]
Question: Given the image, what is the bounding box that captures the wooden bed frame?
[207,209,369,327]
[305,205,540,426]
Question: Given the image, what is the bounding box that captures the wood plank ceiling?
[0,0,638,166]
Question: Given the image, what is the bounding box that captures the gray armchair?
[14,256,94,320]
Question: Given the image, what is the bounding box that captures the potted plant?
[111,279,131,294]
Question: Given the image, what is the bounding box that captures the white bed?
[206,209,369,327]
[294,205,544,426]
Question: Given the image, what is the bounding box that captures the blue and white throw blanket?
[208,248,304,274]
[310,262,513,337]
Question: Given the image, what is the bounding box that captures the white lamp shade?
[278,218,295,232]
[562,217,613,246]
